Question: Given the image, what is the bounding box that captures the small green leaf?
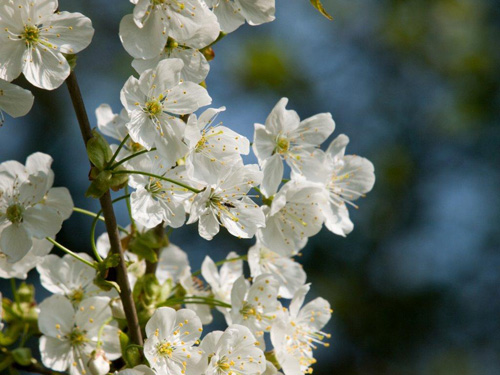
[12,348,32,366]
[310,0,333,20]
[85,170,113,198]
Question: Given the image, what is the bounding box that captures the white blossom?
[0,152,73,262]
[128,154,197,229]
[200,324,266,375]
[0,238,52,279]
[120,59,211,165]
[248,242,306,299]
[132,39,210,84]
[39,295,121,375]
[297,134,375,236]
[253,98,335,197]
[119,0,220,59]
[228,274,280,344]
[270,285,332,375]
[201,252,243,314]
[88,349,110,375]
[179,267,213,325]
[257,181,325,256]
[156,243,190,285]
[0,0,94,90]
[36,253,103,304]
[0,291,3,331]
[184,107,250,184]
[0,79,34,124]
[187,164,264,240]
[143,307,204,375]
[207,0,276,33]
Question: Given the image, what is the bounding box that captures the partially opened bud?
[88,349,110,375]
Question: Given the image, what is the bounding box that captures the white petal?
[23,205,63,238]
[164,81,211,115]
[0,79,34,117]
[40,336,72,372]
[38,295,75,337]
[0,223,32,263]
[260,153,283,198]
[45,187,74,220]
[0,38,24,82]
[119,13,166,59]
[22,47,70,90]
[41,11,94,54]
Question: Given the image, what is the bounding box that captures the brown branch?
[66,71,143,346]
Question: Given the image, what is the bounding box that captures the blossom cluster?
[0,1,373,375]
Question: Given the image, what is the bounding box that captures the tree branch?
[66,71,143,346]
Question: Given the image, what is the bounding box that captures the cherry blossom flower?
[0,0,94,89]
[253,98,335,197]
[36,253,104,304]
[201,252,243,315]
[39,295,121,375]
[271,285,332,375]
[156,243,190,285]
[120,59,211,165]
[297,134,375,236]
[228,274,280,344]
[200,324,266,375]
[257,181,325,256]
[0,238,52,279]
[248,242,306,299]
[0,152,73,262]
[207,0,276,33]
[184,107,250,184]
[143,307,204,375]
[0,79,34,124]
[132,38,210,84]
[187,164,264,240]
[119,0,220,59]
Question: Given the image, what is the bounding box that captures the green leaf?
[11,348,32,366]
[128,229,165,263]
[310,0,333,20]
[85,170,113,198]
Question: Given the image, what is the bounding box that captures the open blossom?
[179,267,213,325]
[184,107,250,183]
[0,238,52,279]
[228,274,280,344]
[132,38,210,84]
[253,98,335,197]
[143,307,204,375]
[248,242,306,299]
[297,134,375,236]
[38,295,121,375]
[0,0,94,90]
[0,152,73,262]
[120,0,220,59]
[257,181,326,256]
[271,285,332,375]
[129,154,197,229]
[187,164,264,240]
[156,243,190,285]
[120,58,211,165]
[0,79,34,124]
[200,325,267,375]
[207,0,276,33]
[37,253,105,304]
[201,252,243,316]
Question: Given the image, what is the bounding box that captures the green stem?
[124,185,137,232]
[159,296,231,309]
[110,148,157,169]
[96,317,113,349]
[111,170,202,194]
[90,195,131,263]
[46,237,96,269]
[107,134,130,168]
[73,207,129,234]
[192,255,247,276]
[10,278,20,306]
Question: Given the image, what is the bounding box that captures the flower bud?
[110,298,126,320]
[88,350,110,375]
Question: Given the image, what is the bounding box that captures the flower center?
[240,301,262,321]
[6,204,24,224]
[69,329,88,346]
[157,342,174,357]
[275,136,290,154]
[22,25,40,45]
[145,100,162,117]
[69,288,85,303]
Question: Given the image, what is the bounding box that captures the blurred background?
[1,0,500,374]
